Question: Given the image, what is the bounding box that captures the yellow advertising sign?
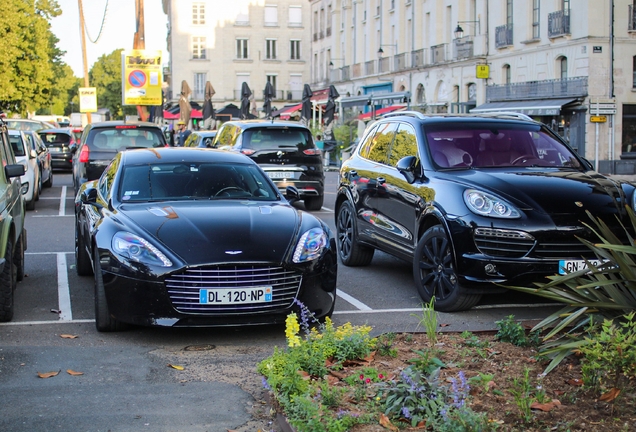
[79,87,97,113]
[121,50,163,106]
[476,64,490,79]
[590,115,607,123]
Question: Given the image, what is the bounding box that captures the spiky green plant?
[506,207,636,373]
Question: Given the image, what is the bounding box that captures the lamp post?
[377,43,397,58]
[329,58,344,68]
[454,20,481,39]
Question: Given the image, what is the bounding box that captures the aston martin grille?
[165,265,302,313]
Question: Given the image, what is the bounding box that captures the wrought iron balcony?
[431,44,447,63]
[495,24,513,48]
[548,10,570,37]
[453,37,474,60]
[486,77,588,102]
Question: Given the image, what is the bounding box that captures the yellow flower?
[285,313,301,347]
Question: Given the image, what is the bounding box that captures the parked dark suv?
[336,111,636,312]
[211,120,324,210]
[73,121,168,194]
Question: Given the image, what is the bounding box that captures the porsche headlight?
[292,228,328,263]
[463,189,520,218]
[112,232,172,267]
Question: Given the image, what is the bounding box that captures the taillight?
[241,149,256,155]
[79,146,90,163]
[303,149,322,155]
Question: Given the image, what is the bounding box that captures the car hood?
[448,168,627,219]
[117,201,300,264]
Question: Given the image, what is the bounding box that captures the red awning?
[279,103,302,120]
[357,105,406,120]
[163,109,203,120]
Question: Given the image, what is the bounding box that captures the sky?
[50,0,168,78]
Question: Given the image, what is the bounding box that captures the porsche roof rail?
[477,111,535,122]
[380,111,427,120]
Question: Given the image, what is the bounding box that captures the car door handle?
[376,177,386,185]
[346,170,357,180]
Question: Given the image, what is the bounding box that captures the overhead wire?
[82,0,109,44]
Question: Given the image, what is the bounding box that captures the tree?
[90,49,136,120]
[0,0,63,115]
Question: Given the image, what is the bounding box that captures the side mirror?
[30,149,38,158]
[5,164,25,178]
[284,185,300,203]
[396,156,419,184]
[80,187,98,205]
[70,144,78,153]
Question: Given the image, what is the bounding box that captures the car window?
[39,132,70,145]
[8,135,26,157]
[89,128,164,151]
[214,124,237,147]
[99,156,120,198]
[359,122,397,165]
[118,162,279,202]
[0,132,11,168]
[242,128,314,151]
[388,123,419,167]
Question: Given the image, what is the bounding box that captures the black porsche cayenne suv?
[211,120,325,211]
[335,111,636,312]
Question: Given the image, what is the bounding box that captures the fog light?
[20,183,29,195]
[484,263,498,275]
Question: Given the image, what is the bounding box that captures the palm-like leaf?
[505,207,636,373]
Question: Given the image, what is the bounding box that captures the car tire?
[26,183,37,210]
[75,226,93,276]
[44,170,53,188]
[413,225,481,312]
[336,200,374,266]
[304,195,324,211]
[94,249,126,332]
[14,233,24,282]
[0,240,16,322]
[35,170,42,201]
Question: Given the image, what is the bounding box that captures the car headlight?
[463,189,520,218]
[292,228,328,263]
[112,232,172,267]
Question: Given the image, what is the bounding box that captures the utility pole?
[134,0,149,121]
[77,0,92,123]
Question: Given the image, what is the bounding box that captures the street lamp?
[377,43,397,58]
[454,19,481,39]
[329,58,344,68]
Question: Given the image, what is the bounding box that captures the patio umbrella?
[323,85,340,141]
[263,81,274,119]
[202,81,215,129]
[300,84,313,126]
[240,82,252,120]
[179,80,192,126]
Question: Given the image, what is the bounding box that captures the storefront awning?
[357,105,406,120]
[470,98,579,116]
[340,91,411,108]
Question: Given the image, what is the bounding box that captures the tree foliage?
[0,0,65,115]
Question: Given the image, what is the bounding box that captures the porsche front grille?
[165,265,302,313]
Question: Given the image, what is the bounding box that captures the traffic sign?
[590,115,607,123]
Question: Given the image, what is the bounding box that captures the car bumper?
[50,154,73,169]
[272,179,324,199]
[100,252,338,327]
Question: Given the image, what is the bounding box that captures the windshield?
[9,135,26,157]
[425,124,582,169]
[39,132,71,146]
[242,127,314,150]
[90,127,166,151]
[118,162,280,202]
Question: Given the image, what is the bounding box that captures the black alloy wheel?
[413,225,481,312]
[336,201,374,266]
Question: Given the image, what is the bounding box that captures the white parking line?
[336,289,372,310]
[0,319,94,326]
[59,186,67,216]
[57,253,72,321]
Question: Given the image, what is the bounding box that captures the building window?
[532,0,540,39]
[192,37,206,59]
[193,73,206,100]
[560,57,568,79]
[633,56,636,88]
[290,40,301,60]
[265,5,278,26]
[288,5,302,27]
[506,0,513,27]
[503,64,511,84]
[192,3,205,25]
[236,39,249,59]
[266,75,277,96]
[266,39,277,60]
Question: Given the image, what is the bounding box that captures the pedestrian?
[175,120,191,147]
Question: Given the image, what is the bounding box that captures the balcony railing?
[394,53,407,71]
[431,44,446,63]
[486,77,588,102]
[411,48,427,68]
[629,5,636,31]
[548,10,570,37]
[352,63,362,78]
[495,24,513,48]
[453,37,474,60]
[365,60,375,75]
[342,65,350,81]
[378,57,390,73]
[326,27,332,37]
